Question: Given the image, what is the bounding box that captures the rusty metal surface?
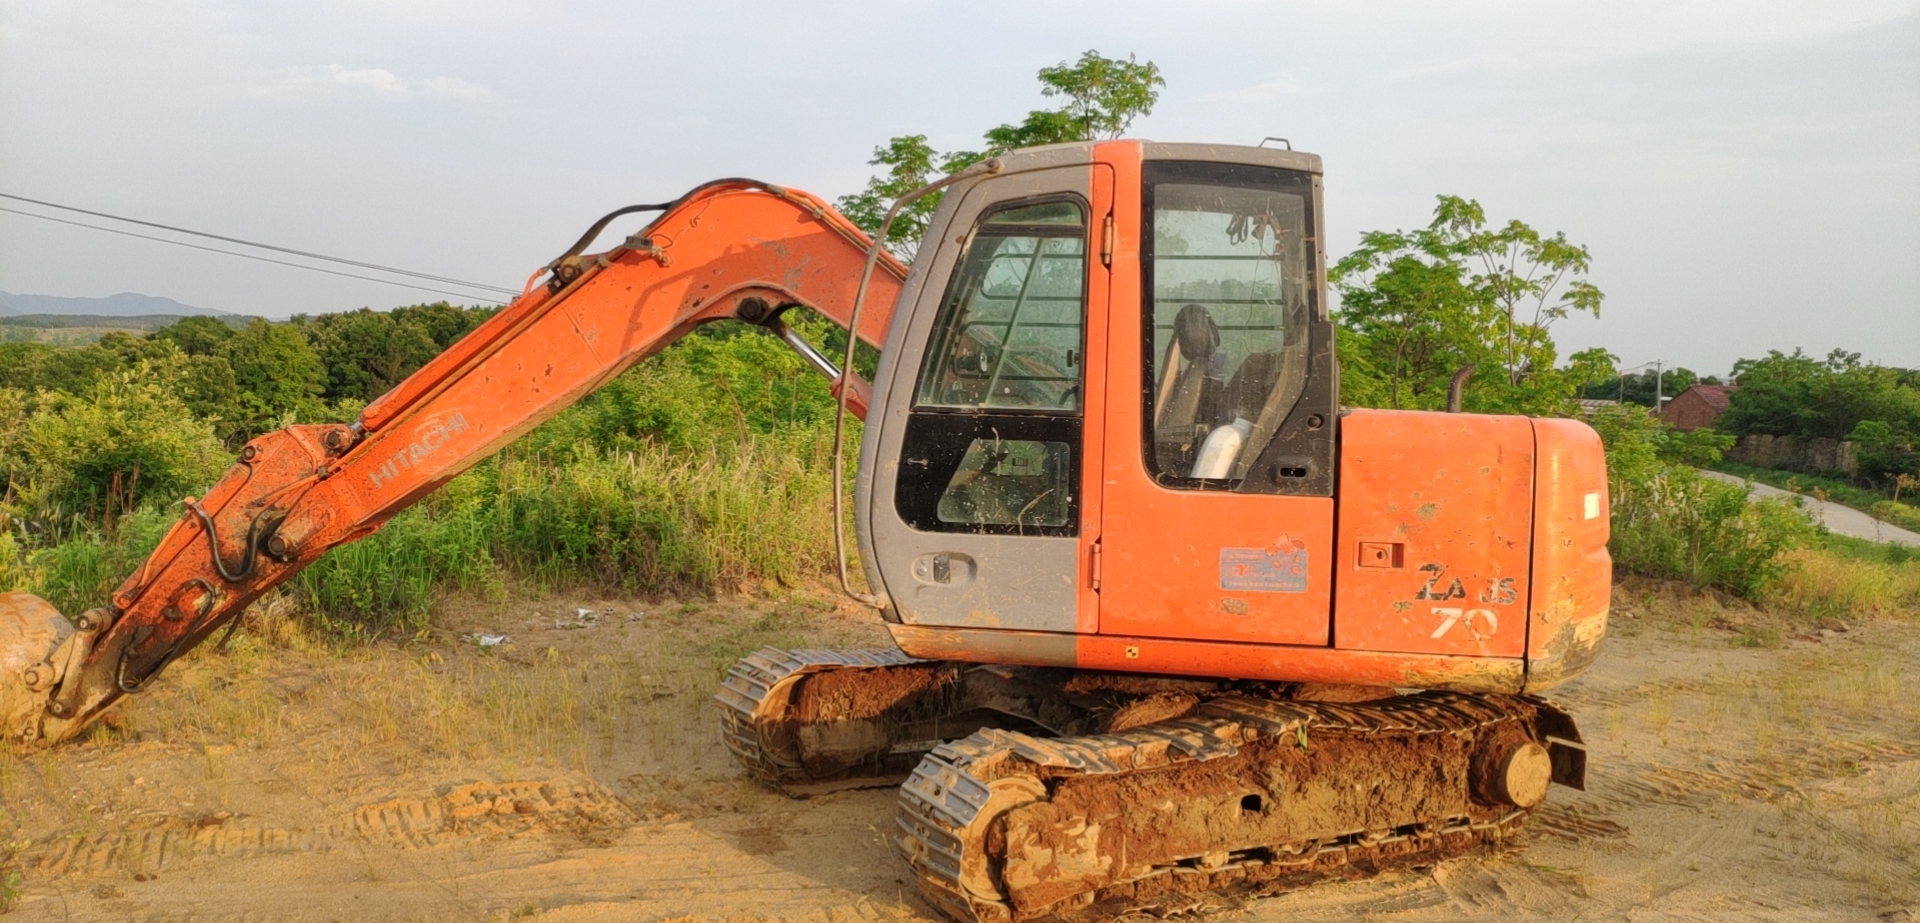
[715,648,926,795]
[894,690,1578,922]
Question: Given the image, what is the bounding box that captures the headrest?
[1173,304,1218,362]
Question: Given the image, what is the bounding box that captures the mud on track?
[1,587,1916,922]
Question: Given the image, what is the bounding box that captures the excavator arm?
[3,179,906,745]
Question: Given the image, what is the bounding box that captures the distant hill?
[0,291,229,318]
[0,313,239,331]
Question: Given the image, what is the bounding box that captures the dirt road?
[2,586,1916,922]
[1700,470,1920,547]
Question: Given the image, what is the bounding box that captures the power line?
[0,206,507,304]
[0,191,520,296]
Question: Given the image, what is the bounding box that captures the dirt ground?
[2,583,1916,923]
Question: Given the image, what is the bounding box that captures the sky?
[1,0,1915,376]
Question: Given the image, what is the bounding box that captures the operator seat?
[1153,303,1225,476]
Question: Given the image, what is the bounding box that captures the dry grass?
[1774,546,1920,622]
[86,583,874,829]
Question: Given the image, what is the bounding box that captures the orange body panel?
[1333,410,1536,659]
[1524,418,1612,690]
[886,623,1522,693]
[1089,141,1334,648]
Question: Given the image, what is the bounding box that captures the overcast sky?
[2,0,1915,375]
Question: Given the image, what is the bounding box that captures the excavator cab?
[858,141,1608,690]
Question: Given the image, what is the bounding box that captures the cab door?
[862,162,1112,633]
[1095,154,1335,647]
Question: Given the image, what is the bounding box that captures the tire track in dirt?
[20,778,636,877]
[351,779,639,848]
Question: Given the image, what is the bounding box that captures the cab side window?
[917,201,1086,412]
[897,198,1088,535]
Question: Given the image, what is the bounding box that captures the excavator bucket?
[0,591,71,740]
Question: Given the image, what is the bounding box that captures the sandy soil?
[2,585,1916,923]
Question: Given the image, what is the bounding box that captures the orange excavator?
[0,140,1609,921]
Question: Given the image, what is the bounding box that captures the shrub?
[15,371,227,534]
[0,530,30,593]
[1609,467,1817,598]
[1591,405,1816,599]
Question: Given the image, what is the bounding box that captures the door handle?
[910,551,975,586]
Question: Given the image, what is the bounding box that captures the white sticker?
[1583,492,1601,520]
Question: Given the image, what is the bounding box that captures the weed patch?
[0,846,19,914]
[1774,542,1920,623]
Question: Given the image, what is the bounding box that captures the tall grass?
[18,508,174,616]
[1609,467,1818,599]
[1775,540,1920,622]
[4,428,842,637]
[4,325,853,635]
[298,428,840,635]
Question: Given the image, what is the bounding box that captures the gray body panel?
[857,149,1095,632]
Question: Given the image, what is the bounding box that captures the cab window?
[917,200,1086,413]
[1143,165,1314,487]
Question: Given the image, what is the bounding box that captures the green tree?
[982,51,1165,153]
[390,301,494,350]
[834,136,983,260]
[1331,225,1484,408]
[299,308,441,403]
[1721,349,1920,442]
[1437,195,1603,389]
[837,50,1163,256]
[150,315,236,356]
[1332,196,1605,413]
[219,318,328,429]
[0,341,124,395]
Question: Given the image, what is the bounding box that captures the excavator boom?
[2,179,906,744]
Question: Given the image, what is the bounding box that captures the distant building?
[1575,398,1626,416]
[1660,384,1734,431]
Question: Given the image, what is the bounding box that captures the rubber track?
[715,647,922,793]
[894,691,1540,922]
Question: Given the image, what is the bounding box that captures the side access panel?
[1334,409,1535,659]
[1524,418,1612,690]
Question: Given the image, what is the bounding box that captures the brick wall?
[1725,434,1858,475]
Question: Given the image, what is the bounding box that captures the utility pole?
[1654,360,1664,411]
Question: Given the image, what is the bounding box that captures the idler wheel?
[959,776,1046,903]
[1475,739,1553,808]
